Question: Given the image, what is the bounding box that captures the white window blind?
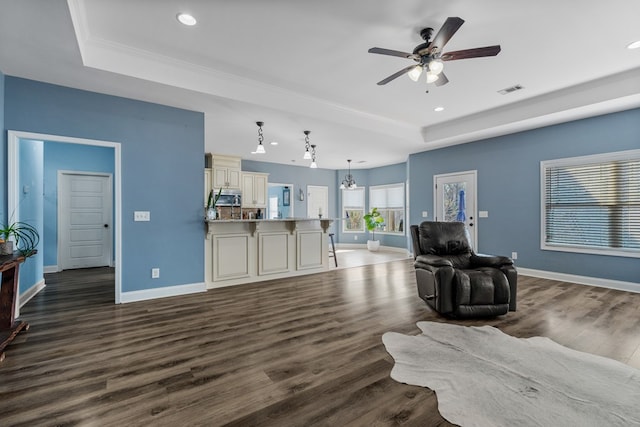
[343,188,364,207]
[370,184,404,208]
[542,150,640,257]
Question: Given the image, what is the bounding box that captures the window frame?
[540,149,640,258]
[341,187,365,233]
[369,183,405,236]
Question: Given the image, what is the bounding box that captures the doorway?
[58,172,113,270]
[267,183,294,219]
[8,131,122,308]
[434,170,478,247]
[307,185,328,219]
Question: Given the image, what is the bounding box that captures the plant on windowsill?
[206,187,223,220]
[0,221,39,257]
[364,207,385,252]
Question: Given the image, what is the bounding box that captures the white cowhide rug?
[382,321,640,427]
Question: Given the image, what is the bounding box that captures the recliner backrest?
[413,221,475,264]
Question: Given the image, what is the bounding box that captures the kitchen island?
[205,218,334,288]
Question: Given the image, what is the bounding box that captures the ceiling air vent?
[498,84,524,95]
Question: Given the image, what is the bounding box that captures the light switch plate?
[422,211,429,218]
[479,211,489,218]
[134,211,150,221]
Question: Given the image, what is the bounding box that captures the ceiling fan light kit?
[369,17,501,87]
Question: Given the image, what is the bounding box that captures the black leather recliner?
[410,221,517,318]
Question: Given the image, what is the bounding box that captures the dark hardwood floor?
[1,261,639,426]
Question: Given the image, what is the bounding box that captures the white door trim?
[433,170,478,247]
[8,130,123,306]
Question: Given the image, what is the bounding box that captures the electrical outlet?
[151,268,160,278]
[511,252,518,260]
[354,235,358,241]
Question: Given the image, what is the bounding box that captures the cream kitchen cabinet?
[211,154,241,189]
[241,172,269,208]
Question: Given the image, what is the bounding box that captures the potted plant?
[364,207,385,252]
[0,221,39,257]
[206,187,223,220]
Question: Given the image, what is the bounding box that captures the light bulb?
[408,66,423,82]
[429,59,444,75]
[426,72,439,84]
[176,13,197,26]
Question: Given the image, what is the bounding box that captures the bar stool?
[329,233,337,267]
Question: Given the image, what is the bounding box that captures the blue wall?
[42,142,115,267]
[3,77,205,293]
[408,108,640,283]
[17,139,44,293]
[0,71,5,214]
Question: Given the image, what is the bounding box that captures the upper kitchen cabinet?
[208,153,241,189]
[242,172,269,208]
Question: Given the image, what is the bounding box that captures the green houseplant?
[0,221,39,257]
[364,207,385,251]
[206,187,223,220]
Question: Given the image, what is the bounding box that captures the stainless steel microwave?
[215,189,242,206]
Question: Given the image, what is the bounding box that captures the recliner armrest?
[415,254,453,268]
[470,253,513,268]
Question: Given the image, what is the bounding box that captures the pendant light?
[340,159,357,189]
[310,144,317,168]
[303,130,312,160]
[255,121,266,154]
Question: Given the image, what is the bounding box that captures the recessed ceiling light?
[434,106,444,112]
[176,13,197,26]
[627,40,640,50]
[270,141,279,146]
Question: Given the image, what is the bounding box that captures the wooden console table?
[0,252,30,362]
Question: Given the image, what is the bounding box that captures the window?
[342,187,364,232]
[541,150,640,258]
[370,183,405,234]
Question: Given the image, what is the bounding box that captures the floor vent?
[498,84,524,95]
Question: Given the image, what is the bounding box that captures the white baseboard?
[119,282,206,304]
[19,279,46,308]
[518,267,640,294]
[337,243,410,255]
[44,265,59,274]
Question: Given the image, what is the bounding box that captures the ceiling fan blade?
[368,47,419,60]
[441,45,501,61]
[376,64,418,85]
[434,72,449,87]
[429,17,464,53]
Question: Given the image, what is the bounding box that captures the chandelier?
[254,121,265,154]
[340,159,357,189]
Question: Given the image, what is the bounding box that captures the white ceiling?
[1,0,639,169]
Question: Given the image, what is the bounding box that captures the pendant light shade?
[310,144,317,168]
[303,130,312,159]
[255,121,266,154]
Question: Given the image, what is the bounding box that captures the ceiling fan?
[368,17,501,87]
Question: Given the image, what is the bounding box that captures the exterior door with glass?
[434,170,477,247]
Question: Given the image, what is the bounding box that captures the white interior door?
[307,185,328,218]
[434,170,477,247]
[58,172,112,270]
